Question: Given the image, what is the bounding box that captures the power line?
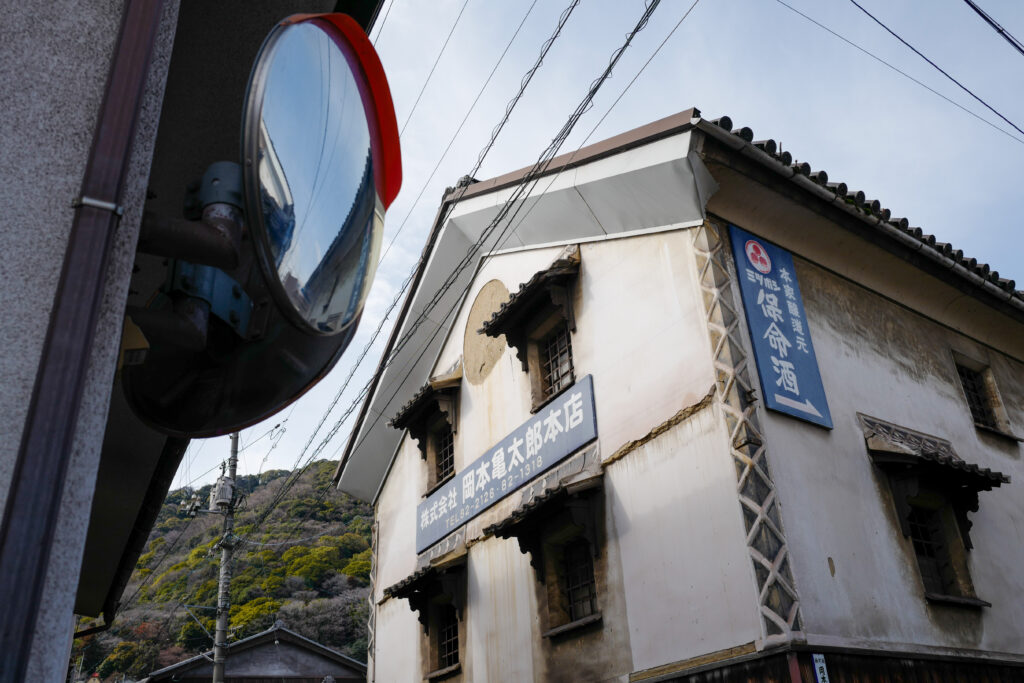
[772,0,1024,146]
[372,0,397,46]
[495,0,706,258]
[293,0,661,506]
[399,0,473,137]
[345,0,667,466]
[233,0,586,545]
[848,0,1024,138]
[118,515,197,612]
[377,0,540,266]
[962,0,1024,58]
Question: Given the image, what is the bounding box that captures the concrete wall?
[0,0,180,677]
[373,228,762,680]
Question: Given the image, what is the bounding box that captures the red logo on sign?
[745,240,772,274]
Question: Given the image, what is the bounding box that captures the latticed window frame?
[539,323,575,399]
[562,537,598,622]
[955,363,999,430]
[906,506,955,596]
[434,423,455,483]
[436,604,459,669]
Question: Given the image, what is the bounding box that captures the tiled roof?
[482,472,602,538]
[859,414,1009,486]
[388,362,461,430]
[479,248,581,337]
[388,381,437,430]
[383,564,435,599]
[695,114,1021,303]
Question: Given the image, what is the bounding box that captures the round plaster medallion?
[463,279,510,385]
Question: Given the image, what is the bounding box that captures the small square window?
[384,561,465,681]
[477,246,581,411]
[486,480,605,637]
[861,414,1006,608]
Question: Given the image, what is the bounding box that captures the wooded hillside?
[70,459,373,681]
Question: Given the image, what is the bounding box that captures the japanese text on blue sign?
[728,224,832,428]
[416,375,598,552]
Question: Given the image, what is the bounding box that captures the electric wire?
[372,0,396,46]
[848,0,1024,138]
[118,515,197,611]
[242,0,641,544]
[168,0,641,614]
[233,0,586,544]
[398,0,473,137]
[257,0,703,560]
[772,0,1024,146]
[961,0,1024,58]
[132,0,669,628]
[377,0,540,267]
[344,0,667,466]
[494,0,706,262]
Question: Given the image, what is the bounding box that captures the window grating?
[563,539,597,622]
[540,324,575,398]
[907,507,953,595]
[435,424,455,482]
[437,604,459,669]
[956,364,998,429]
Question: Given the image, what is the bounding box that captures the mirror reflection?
[256,21,383,334]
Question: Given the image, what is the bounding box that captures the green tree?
[287,545,340,585]
[230,597,281,638]
[341,549,372,584]
[97,640,158,678]
[176,620,211,650]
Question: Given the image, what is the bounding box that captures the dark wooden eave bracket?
[858,414,1008,548]
[388,360,462,459]
[383,551,467,633]
[479,245,580,371]
[483,471,602,583]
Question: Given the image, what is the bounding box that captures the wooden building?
[141,621,366,683]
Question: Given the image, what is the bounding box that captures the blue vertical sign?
[728,224,832,428]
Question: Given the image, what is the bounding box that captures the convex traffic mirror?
[244,14,402,335]
[125,13,401,437]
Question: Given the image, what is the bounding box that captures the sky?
[173,0,1024,493]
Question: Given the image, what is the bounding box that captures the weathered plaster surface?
[757,251,1024,656]
[374,229,764,680]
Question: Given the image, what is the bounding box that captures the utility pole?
[212,433,239,683]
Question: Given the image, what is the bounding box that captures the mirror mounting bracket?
[138,162,246,270]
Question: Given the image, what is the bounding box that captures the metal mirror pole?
[213,432,239,683]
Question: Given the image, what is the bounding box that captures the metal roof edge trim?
[369,254,494,506]
[332,193,457,492]
[444,108,699,204]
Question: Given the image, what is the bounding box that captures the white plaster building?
[334,109,1024,681]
